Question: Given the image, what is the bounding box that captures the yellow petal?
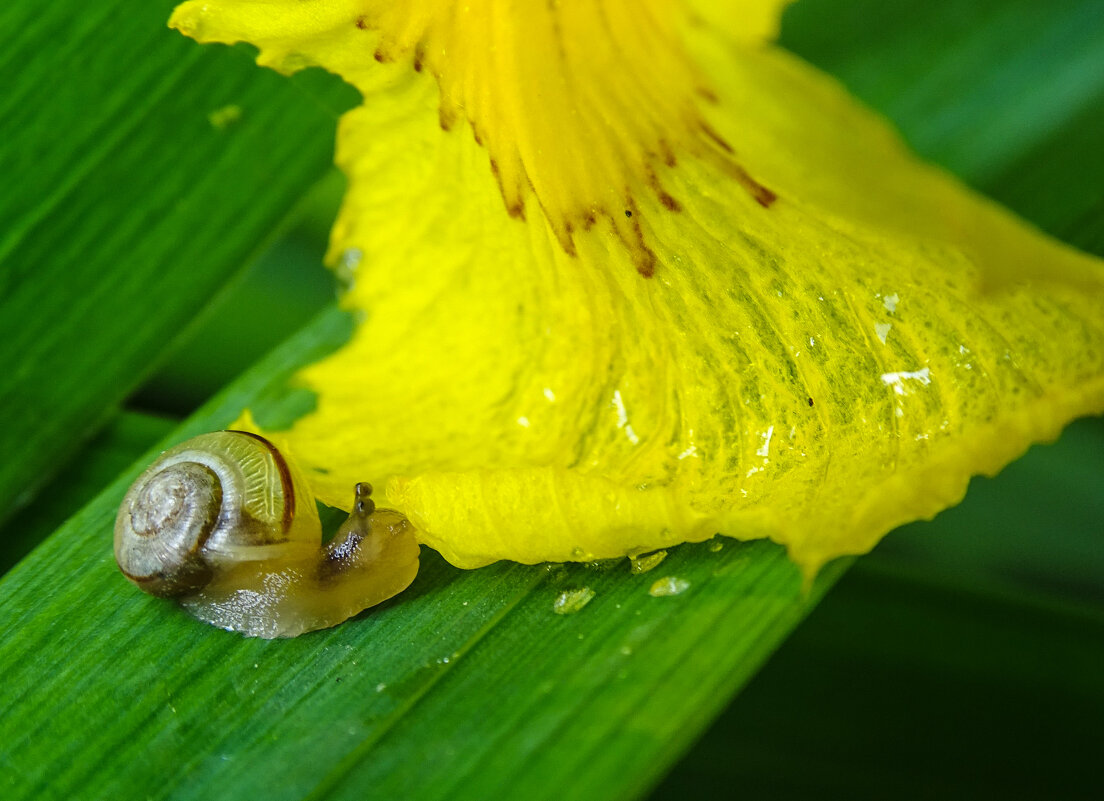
[173,1,1104,577]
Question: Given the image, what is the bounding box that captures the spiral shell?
[114,431,419,638]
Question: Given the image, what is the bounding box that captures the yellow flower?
[170,0,1104,578]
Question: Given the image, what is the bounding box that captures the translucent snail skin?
[114,431,420,638]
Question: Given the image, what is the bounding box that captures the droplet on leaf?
[553,587,596,615]
[629,550,667,575]
[648,577,690,597]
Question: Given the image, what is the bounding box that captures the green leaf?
[1,0,1101,799]
[653,418,1104,800]
[0,308,847,799]
[654,550,1104,800]
[781,0,1104,250]
[133,170,345,415]
[0,0,358,521]
[0,411,175,573]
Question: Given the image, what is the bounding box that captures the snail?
[113,430,420,638]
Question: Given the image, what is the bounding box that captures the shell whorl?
[114,459,222,597]
[113,431,308,598]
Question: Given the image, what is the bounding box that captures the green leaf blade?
[0,411,175,572]
[0,304,842,801]
[1,0,1102,799]
[0,0,358,522]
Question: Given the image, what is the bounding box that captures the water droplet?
[553,587,596,615]
[649,576,690,597]
[611,389,640,445]
[756,425,774,457]
[375,683,387,692]
[707,540,724,553]
[880,367,931,396]
[629,550,667,574]
[335,248,363,293]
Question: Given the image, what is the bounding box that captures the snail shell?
[114,431,419,638]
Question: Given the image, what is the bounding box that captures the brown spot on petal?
[635,249,657,278]
[645,166,682,213]
[608,199,657,278]
[351,4,774,279]
[658,192,681,212]
[439,105,456,131]
[700,120,735,155]
[658,140,677,168]
[734,166,777,208]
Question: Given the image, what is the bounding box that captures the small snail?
[114,430,420,638]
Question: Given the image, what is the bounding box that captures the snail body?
[114,431,419,638]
